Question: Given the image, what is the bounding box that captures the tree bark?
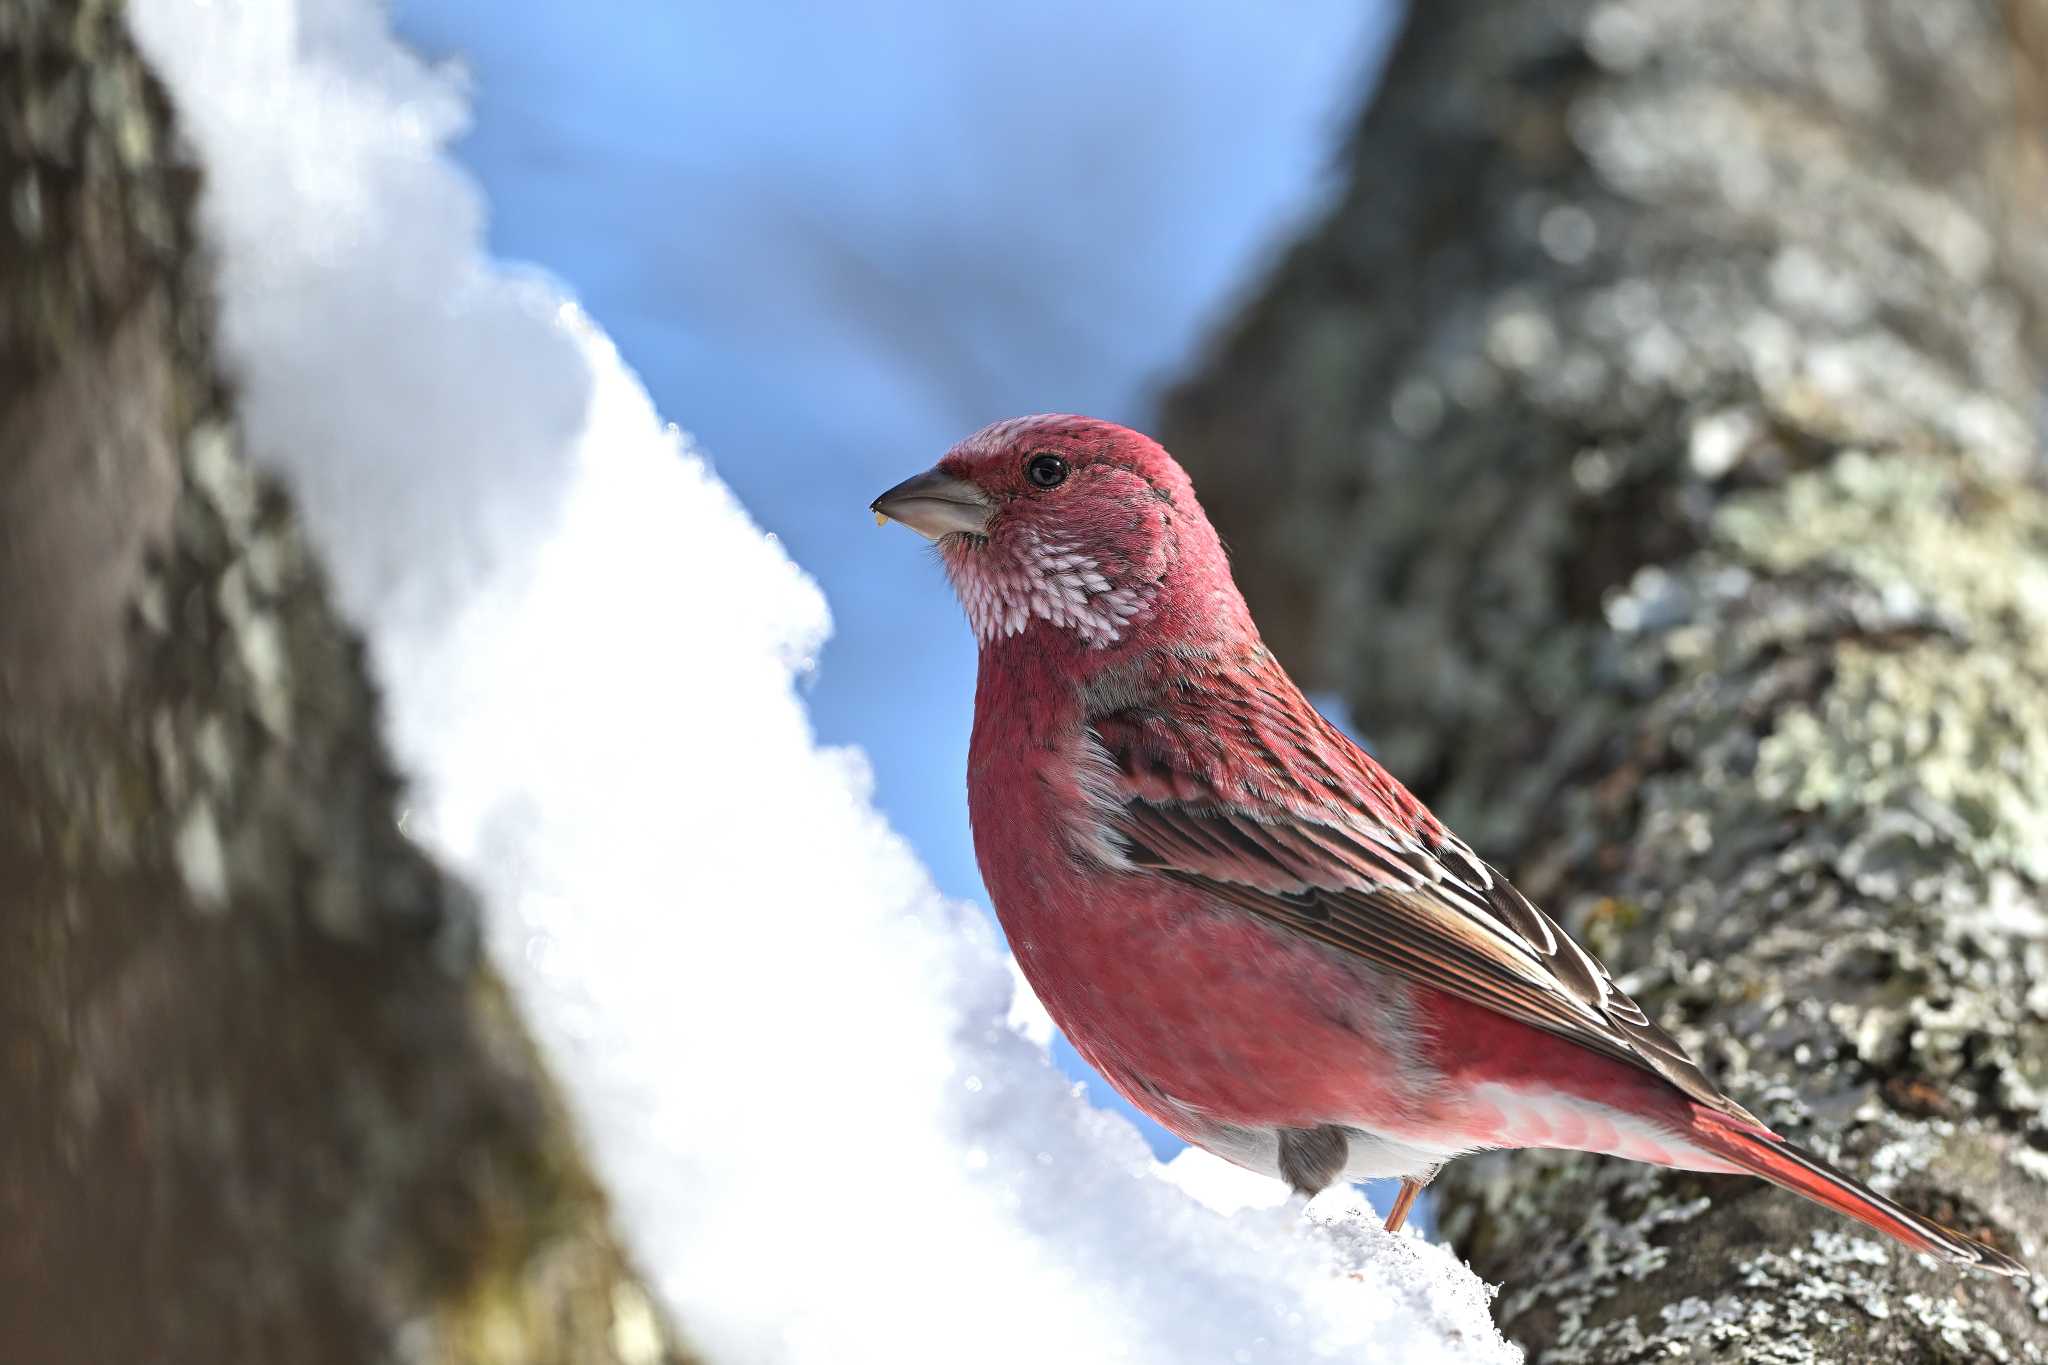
[1165,0,2048,1359]
[0,4,688,1362]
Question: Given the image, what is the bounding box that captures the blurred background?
[393,0,1396,1161]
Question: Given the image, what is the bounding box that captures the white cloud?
[129,1,1517,1360]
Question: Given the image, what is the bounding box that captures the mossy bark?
[1165,1,2048,1359]
[0,4,687,1362]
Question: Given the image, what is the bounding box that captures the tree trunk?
[0,4,687,1362]
[1165,0,2048,1359]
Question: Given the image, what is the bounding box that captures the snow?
[128,1,1518,1361]
[1162,1148,1296,1218]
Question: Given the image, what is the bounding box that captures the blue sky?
[392,0,1396,1167]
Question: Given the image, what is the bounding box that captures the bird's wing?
[1090,693,1750,1121]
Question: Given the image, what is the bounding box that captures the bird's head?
[872,415,1251,655]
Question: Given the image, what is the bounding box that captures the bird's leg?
[1383,1175,1426,1233]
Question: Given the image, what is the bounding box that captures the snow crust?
[130,1,1518,1360]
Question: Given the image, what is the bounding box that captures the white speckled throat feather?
[945,528,1157,647]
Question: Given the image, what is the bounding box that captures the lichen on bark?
[0,2,689,1361]
[1165,0,2048,1359]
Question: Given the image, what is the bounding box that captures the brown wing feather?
[1102,727,1752,1123]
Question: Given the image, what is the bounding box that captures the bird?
[870,414,2028,1277]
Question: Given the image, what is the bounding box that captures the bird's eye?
[1025,453,1069,489]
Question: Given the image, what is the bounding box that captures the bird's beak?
[870,467,995,540]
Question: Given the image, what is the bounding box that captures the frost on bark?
[0,4,687,1362]
[1165,0,2048,1359]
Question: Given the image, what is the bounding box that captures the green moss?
[1753,643,2048,879]
[1715,452,2048,647]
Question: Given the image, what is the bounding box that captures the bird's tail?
[1688,1108,2028,1277]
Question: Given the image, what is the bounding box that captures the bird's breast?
[966,720,1433,1135]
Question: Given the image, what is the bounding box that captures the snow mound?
[130,1,1518,1361]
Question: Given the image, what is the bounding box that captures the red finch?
[872,414,2026,1276]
